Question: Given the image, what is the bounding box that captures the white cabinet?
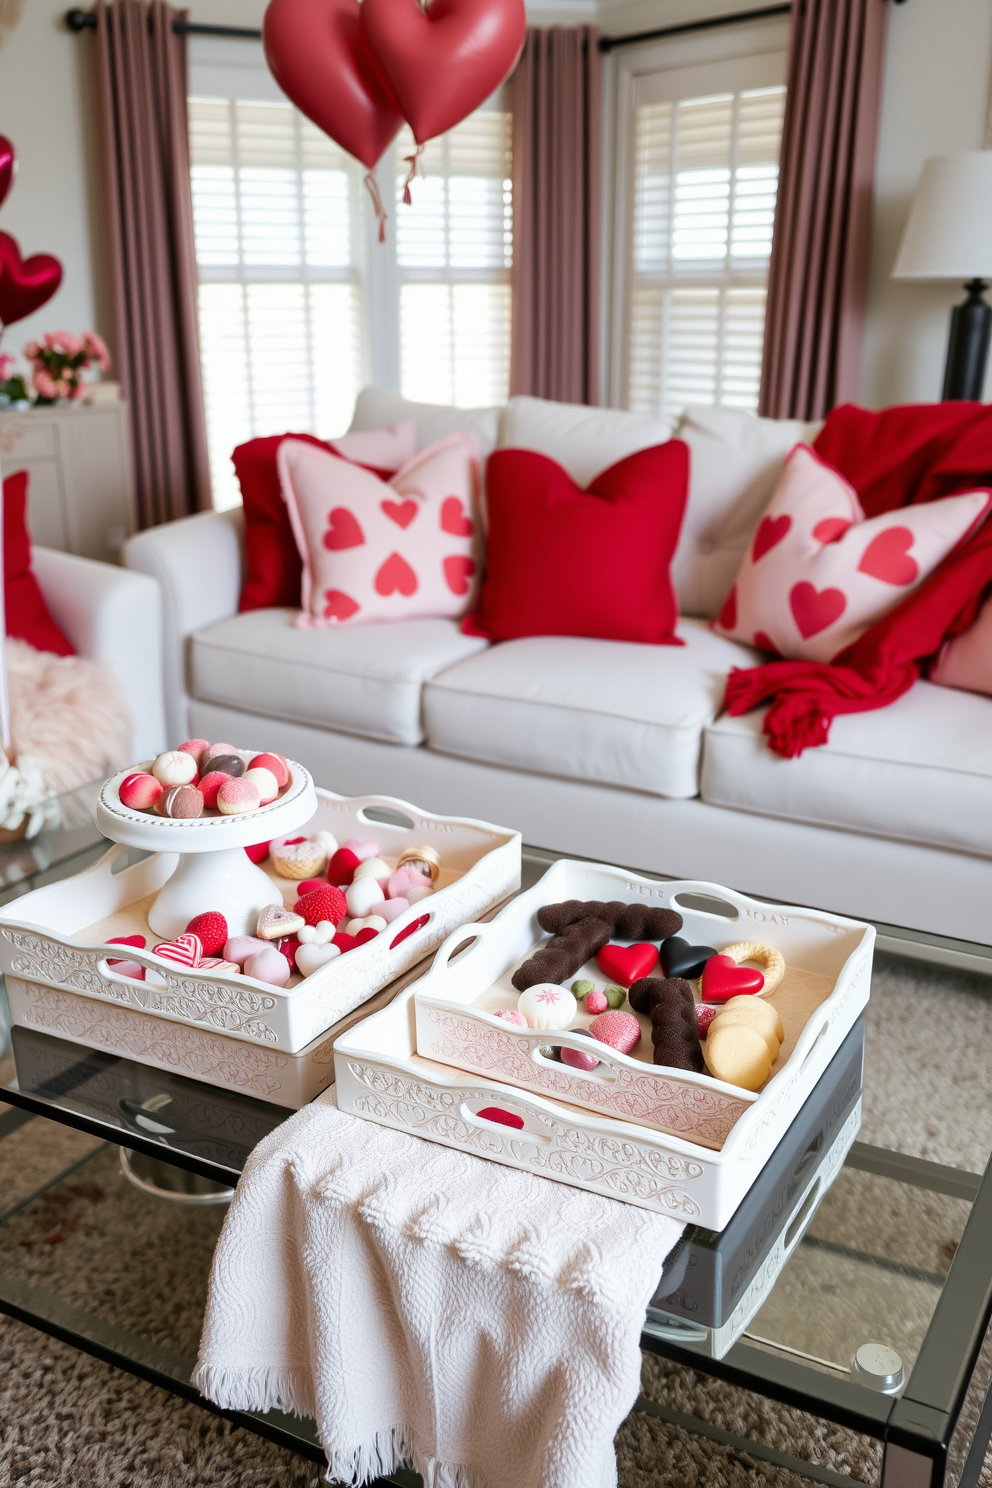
[0,403,136,563]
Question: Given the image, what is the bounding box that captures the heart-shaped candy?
[371,897,409,924]
[298,920,336,945]
[346,876,385,918]
[333,931,359,953]
[295,941,342,977]
[345,914,388,934]
[596,943,658,988]
[353,856,391,883]
[343,838,380,861]
[701,955,764,1004]
[107,934,146,982]
[659,936,718,980]
[257,904,305,940]
[354,927,380,944]
[224,935,269,965]
[244,946,292,987]
[328,847,361,885]
[152,933,202,968]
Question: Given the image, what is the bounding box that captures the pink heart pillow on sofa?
[713,444,992,662]
[278,432,481,626]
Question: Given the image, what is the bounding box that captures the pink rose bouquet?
[24,330,111,404]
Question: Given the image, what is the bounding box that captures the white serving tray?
[335,866,872,1229]
[413,862,874,1145]
[0,791,521,1054]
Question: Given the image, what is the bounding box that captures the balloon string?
[364,168,387,243]
[402,144,425,206]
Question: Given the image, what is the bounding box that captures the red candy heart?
[0,231,62,327]
[332,931,359,952]
[152,932,203,968]
[323,506,365,550]
[355,926,379,944]
[244,840,271,864]
[596,942,658,988]
[857,526,918,586]
[440,496,473,536]
[328,847,361,885]
[263,0,402,170]
[107,934,147,982]
[381,498,418,529]
[374,551,418,597]
[701,955,764,1004]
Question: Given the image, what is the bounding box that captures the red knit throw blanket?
[723,402,992,758]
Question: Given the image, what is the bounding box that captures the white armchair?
[32,547,167,761]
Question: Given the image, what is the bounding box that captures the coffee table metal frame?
[1,830,990,1488]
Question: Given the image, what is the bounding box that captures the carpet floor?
[1,948,991,1488]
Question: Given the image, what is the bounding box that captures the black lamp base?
[942,279,992,401]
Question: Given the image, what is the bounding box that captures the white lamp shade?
[892,152,992,280]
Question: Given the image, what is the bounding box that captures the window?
[612,27,787,424]
[188,40,512,510]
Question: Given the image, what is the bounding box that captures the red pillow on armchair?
[4,469,74,656]
[463,441,690,644]
[235,423,417,612]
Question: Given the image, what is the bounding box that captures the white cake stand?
[96,759,319,939]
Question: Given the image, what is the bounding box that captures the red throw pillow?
[464,441,690,644]
[4,469,74,656]
[236,424,417,612]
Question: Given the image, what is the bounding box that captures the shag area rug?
[1,949,991,1488]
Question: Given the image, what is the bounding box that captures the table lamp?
[892,151,992,400]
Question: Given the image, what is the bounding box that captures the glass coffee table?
[0,793,990,1488]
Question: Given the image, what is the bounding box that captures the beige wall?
[1,0,990,405]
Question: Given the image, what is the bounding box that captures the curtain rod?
[599,0,904,53]
[65,9,262,36]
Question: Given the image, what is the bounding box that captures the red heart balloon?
[361,0,526,145]
[596,942,659,988]
[263,0,403,169]
[701,955,765,1004]
[0,231,62,327]
[0,137,15,210]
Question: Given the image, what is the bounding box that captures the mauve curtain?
[91,0,211,526]
[510,27,602,406]
[758,0,889,421]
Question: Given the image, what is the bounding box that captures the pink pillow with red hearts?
[278,432,481,627]
[713,444,992,662]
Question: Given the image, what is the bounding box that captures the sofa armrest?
[124,508,244,745]
[32,547,167,762]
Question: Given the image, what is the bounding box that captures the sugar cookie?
[711,1005,780,1062]
[723,993,784,1044]
[704,1022,772,1091]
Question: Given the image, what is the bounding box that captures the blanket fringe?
[325,1425,474,1488]
[192,1364,314,1419]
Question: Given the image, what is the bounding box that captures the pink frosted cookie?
[216,777,260,815]
[151,750,198,787]
[119,772,163,811]
[589,1010,641,1055]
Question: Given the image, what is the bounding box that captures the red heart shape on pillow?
[375,552,418,596]
[0,137,14,210]
[381,498,418,529]
[360,0,525,145]
[262,0,402,169]
[596,942,659,987]
[152,933,203,968]
[701,955,764,1003]
[323,506,365,550]
[789,581,846,639]
[857,526,918,586]
[443,554,475,596]
[323,588,360,621]
[813,517,852,544]
[717,585,737,631]
[0,232,62,327]
[441,496,473,536]
[752,513,790,562]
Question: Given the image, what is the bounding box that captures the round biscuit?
[704,1023,772,1091]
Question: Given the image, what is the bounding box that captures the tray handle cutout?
[529,1043,619,1086]
[783,1175,822,1253]
[798,1016,830,1074]
[671,891,740,921]
[459,1100,552,1143]
[359,805,416,831]
[643,1313,709,1345]
[390,912,431,951]
[432,920,492,975]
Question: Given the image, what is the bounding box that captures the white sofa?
[33,547,166,762]
[124,390,992,946]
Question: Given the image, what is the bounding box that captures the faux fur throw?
[7,639,131,793]
[195,1090,683,1488]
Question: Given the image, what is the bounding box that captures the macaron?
[248,751,289,789]
[216,777,260,815]
[119,771,163,811]
[156,784,204,818]
[243,766,279,805]
[151,750,199,787]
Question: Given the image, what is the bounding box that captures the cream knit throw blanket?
[195,1090,683,1488]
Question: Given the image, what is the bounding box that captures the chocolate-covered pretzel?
[537,900,683,941]
[511,917,612,992]
[629,976,704,1072]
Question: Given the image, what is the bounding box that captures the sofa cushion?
[349,387,501,459]
[701,679,992,856]
[500,395,675,486]
[424,618,761,799]
[672,406,822,619]
[190,608,488,747]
